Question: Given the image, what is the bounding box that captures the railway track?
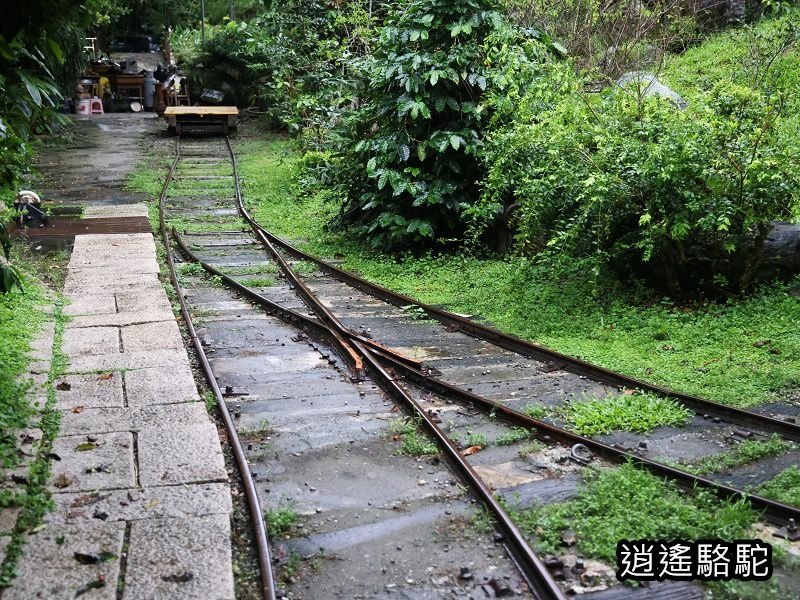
[158,132,800,599]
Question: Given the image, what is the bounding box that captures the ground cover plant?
[510,462,758,563]
[680,434,791,475]
[559,392,692,436]
[386,417,438,456]
[0,267,46,469]
[757,466,800,506]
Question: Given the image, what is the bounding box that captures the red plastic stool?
[89,98,104,115]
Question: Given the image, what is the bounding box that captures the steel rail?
[218,137,566,599]
[235,213,800,443]
[172,231,568,598]
[171,227,424,374]
[175,222,800,523]
[159,135,277,600]
[373,351,800,525]
[353,340,567,600]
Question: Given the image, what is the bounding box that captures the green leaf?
[19,72,42,106]
[47,38,64,65]
[378,171,389,190]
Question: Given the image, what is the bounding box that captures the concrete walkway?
[6,119,235,598]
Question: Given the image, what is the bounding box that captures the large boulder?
[615,71,688,109]
[757,221,800,281]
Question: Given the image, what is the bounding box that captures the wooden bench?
[164,106,238,134]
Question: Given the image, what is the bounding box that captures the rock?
[615,72,688,109]
[757,221,800,281]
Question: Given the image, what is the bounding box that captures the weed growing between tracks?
[264,506,297,538]
[758,466,800,507]
[236,135,800,408]
[511,462,757,564]
[560,392,692,436]
[681,434,791,476]
[387,417,438,457]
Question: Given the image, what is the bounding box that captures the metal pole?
[229,0,235,20]
[200,0,206,43]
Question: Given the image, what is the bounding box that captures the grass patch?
[496,426,533,446]
[239,419,271,440]
[559,392,693,436]
[387,417,438,457]
[520,404,549,420]
[0,262,47,469]
[511,462,757,563]
[264,506,297,538]
[462,429,488,448]
[176,262,205,277]
[757,466,800,507]
[683,434,792,476]
[220,263,279,276]
[236,135,800,408]
[239,277,276,288]
[1,298,65,587]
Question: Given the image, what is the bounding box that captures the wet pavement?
[2,114,235,599]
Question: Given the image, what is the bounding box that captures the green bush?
[316,0,561,250]
[481,79,799,297]
[182,2,373,138]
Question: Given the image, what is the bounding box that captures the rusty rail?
[159,135,278,600]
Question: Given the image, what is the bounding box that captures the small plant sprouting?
[265,506,297,537]
[387,417,438,457]
[496,426,533,446]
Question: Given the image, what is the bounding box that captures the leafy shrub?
[481,79,799,297]
[317,0,560,250]
[182,2,373,139]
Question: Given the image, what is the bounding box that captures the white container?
[77,99,91,114]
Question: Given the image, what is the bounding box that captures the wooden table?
[163,106,238,134]
[115,73,145,103]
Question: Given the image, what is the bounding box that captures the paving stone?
[59,402,211,436]
[0,506,20,533]
[67,308,175,329]
[52,483,232,524]
[68,259,159,276]
[121,321,184,352]
[63,295,117,317]
[116,289,172,314]
[83,203,149,218]
[138,422,227,487]
[63,326,120,358]
[27,321,55,360]
[0,535,10,565]
[49,432,136,493]
[124,515,234,600]
[65,270,160,292]
[4,522,124,600]
[67,348,190,373]
[27,358,51,374]
[64,278,164,297]
[72,233,153,247]
[55,373,125,411]
[69,252,158,271]
[124,366,199,406]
